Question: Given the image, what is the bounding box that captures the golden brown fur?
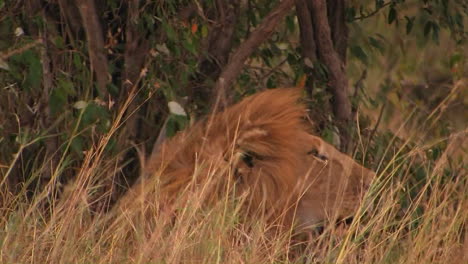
[132,88,375,229]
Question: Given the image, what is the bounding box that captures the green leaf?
[368,36,385,54]
[350,45,369,65]
[422,7,432,15]
[248,9,258,27]
[57,77,76,96]
[404,16,415,34]
[375,0,384,8]
[54,36,65,49]
[182,38,197,55]
[50,90,67,115]
[454,13,463,28]
[201,25,208,38]
[73,53,83,69]
[431,22,440,43]
[15,130,31,145]
[449,53,463,67]
[81,102,110,132]
[321,127,335,145]
[166,115,189,138]
[346,7,356,22]
[70,135,84,158]
[49,77,75,115]
[11,49,43,91]
[104,136,117,153]
[424,21,432,37]
[266,75,277,88]
[26,53,42,91]
[286,15,295,33]
[162,21,177,41]
[388,7,397,24]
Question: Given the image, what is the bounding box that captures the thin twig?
[366,100,386,152]
[353,69,367,99]
[0,39,42,60]
[257,57,289,84]
[352,2,393,21]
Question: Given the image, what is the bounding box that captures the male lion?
[129,88,375,231]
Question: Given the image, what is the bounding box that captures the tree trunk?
[190,0,240,114]
[76,0,110,98]
[308,0,351,150]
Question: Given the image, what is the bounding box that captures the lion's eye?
[307,149,328,161]
[242,152,255,168]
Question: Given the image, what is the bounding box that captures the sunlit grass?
[1,87,466,263]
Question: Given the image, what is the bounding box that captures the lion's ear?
[223,88,306,158]
[297,132,324,153]
[306,134,323,149]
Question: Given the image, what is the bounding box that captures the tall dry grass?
[1,87,466,264]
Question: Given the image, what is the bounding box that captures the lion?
[125,88,375,231]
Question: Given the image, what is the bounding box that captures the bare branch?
[0,39,42,60]
[57,0,82,42]
[213,0,295,106]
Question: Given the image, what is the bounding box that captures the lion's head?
[135,88,375,231]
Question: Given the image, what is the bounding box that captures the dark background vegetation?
[0,0,466,210]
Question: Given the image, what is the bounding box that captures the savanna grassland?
[1,0,467,263]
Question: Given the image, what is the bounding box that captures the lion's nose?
[361,173,375,210]
[362,180,371,191]
[355,172,374,197]
[362,171,376,190]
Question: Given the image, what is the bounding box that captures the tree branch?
[0,39,42,60]
[57,0,82,42]
[123,0,149,89]
[295,0,316,62]
[76,0,109,98]
[38,10,61,183]
[212,0,295,107]
[352,1,392,21]
[326,0,348,61]
[119,0,151,140]
[295,0,316,96]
